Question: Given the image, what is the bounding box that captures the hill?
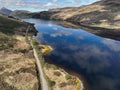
[32,0,120,40]
[0,14,38,90]
[10,10,32,19]
[0,7,32,18]
[0,7,12,16]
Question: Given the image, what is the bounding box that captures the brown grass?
[44,67,77,90]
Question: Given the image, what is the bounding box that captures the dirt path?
[27,26,48,90]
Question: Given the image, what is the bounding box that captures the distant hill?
[10,10,32,19]
[0,7,12,16]
[31,0,120,40]
[0,7,32,18]
[32,0,120,30]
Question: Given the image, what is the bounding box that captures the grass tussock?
[0,32,16,50]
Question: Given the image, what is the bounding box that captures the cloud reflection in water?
[24,19,120,90]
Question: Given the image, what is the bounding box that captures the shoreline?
[39,44,85,90]
[32,22,88,90]
[44,57,89,90]
[26,19,88,90]
[58,21,120,41]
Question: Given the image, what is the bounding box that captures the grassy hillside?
[0,7,12,16]
[0,14,39,90]
[0,15,23,50]
[0,15,24,34]
[0,15,26,50]
[32,0,120,29]
[10,10,32,19]
[0,14,37,50]
[31,0,120,40]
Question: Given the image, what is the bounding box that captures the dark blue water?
[24,19,120,90]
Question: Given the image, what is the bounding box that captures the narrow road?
[26,26,48,90]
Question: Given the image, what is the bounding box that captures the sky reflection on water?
[24,19,120,90]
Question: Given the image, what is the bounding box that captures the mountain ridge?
[0,7,12,16]
[0,7,32,18]
[31,0,120,40]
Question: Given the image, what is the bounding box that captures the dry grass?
[44,66,78,90]
[0,24,38,90]
[0,14,39,90]
[14,35,29,49]
[51,4,103,20]
[0,50,38,90]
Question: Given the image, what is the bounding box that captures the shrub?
[67,79,76,85]
[76,84,81,90]
[48,79,56,87]
[59,82,67,87]
[65,74,72,80]
[45,63,58,70]
[0,32,16,50]
[54,71,61,76]
[50,64,58,70]
[32,39,39,46]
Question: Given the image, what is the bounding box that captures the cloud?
[53,0,58,3]
[50,29,72,37]
[94,76,120,90]
[102,39,120,52]
[53,27,58,31]
[0,0,100,11]
[74,0,80,2]
[73,45,111,73]
[44,3,53,7]
[0,0,58,11]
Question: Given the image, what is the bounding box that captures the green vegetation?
[32,39,39,46]
[0,16,23,34]
[67,77,80,86]
[0,14,39,90]
[76,84,81,90]
[65,74,72,80]
[31,38,45,67]
[74,78,79,84]
[47,79,56,87]
[30,37,81,90]
[45,63,58,70]
[14,13,32,19]
[0,15,26,50]
[0,32,16,50]
[31,38,55,69]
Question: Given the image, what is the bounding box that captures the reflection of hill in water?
[31,0,120,41]
[23,18,120,90]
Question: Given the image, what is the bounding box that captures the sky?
[0,0,100,12]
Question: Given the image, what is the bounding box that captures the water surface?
[24,19,120,90]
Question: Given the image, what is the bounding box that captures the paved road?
[27,26,48,90]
